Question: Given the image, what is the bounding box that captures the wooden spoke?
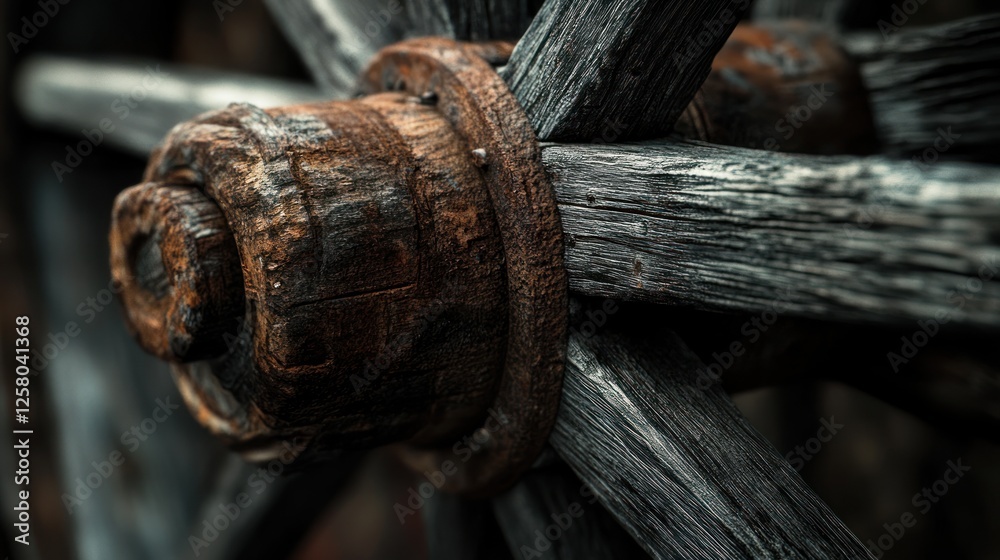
[405,0,543,40]
[264,0,405,95]
[551,320,874,559]
[546,140,1000,328]
[503,0,753,141]
[15,56,322,155]
[423,490,513,559]
[844,13,1000,163]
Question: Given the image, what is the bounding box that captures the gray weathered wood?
[502,0,752,141]
[15,56,323,155]
[551,319,874,559]
[264,0,406,95]
[405,0,543,40]
[845,14,1000,163]
[545,140,1000,328]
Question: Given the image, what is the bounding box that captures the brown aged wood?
[110,39,566,495]
[110,183,245,362]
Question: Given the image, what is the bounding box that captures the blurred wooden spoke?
[844,13,1000,163]
[751,0,848,25]
[503,0,752,141]
[493,456,651,559]
[15,56,323,156]
[264,0,406,96]
[551,324,875,559]
[422,490,512,560]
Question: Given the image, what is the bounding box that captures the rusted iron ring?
[362,38,568,494]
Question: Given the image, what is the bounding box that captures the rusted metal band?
[362,38,569,494]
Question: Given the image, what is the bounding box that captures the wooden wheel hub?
[109,39,567,494]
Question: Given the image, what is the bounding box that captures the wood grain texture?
[844,13,1000,163]
[544,140,1000,327]
[405,0,543,40]
[502,0,753,141]
[110,183,245,362]
[551,321,874,559]
[264,0,406,95]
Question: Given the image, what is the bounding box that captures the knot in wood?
[109,38,567,495]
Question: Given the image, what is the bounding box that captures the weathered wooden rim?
[363,38,569,495]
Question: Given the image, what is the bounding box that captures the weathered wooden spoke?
[844,13,1000,162]
[15,56,323,155]
[405,0,544,41]
[264,0,406,95]
[548,141,1000,327]
[552,318,873,559]
[503,0,753,141]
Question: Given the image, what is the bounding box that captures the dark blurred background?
[1,1,999,559]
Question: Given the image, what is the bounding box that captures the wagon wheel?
[17,1,1000,558]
